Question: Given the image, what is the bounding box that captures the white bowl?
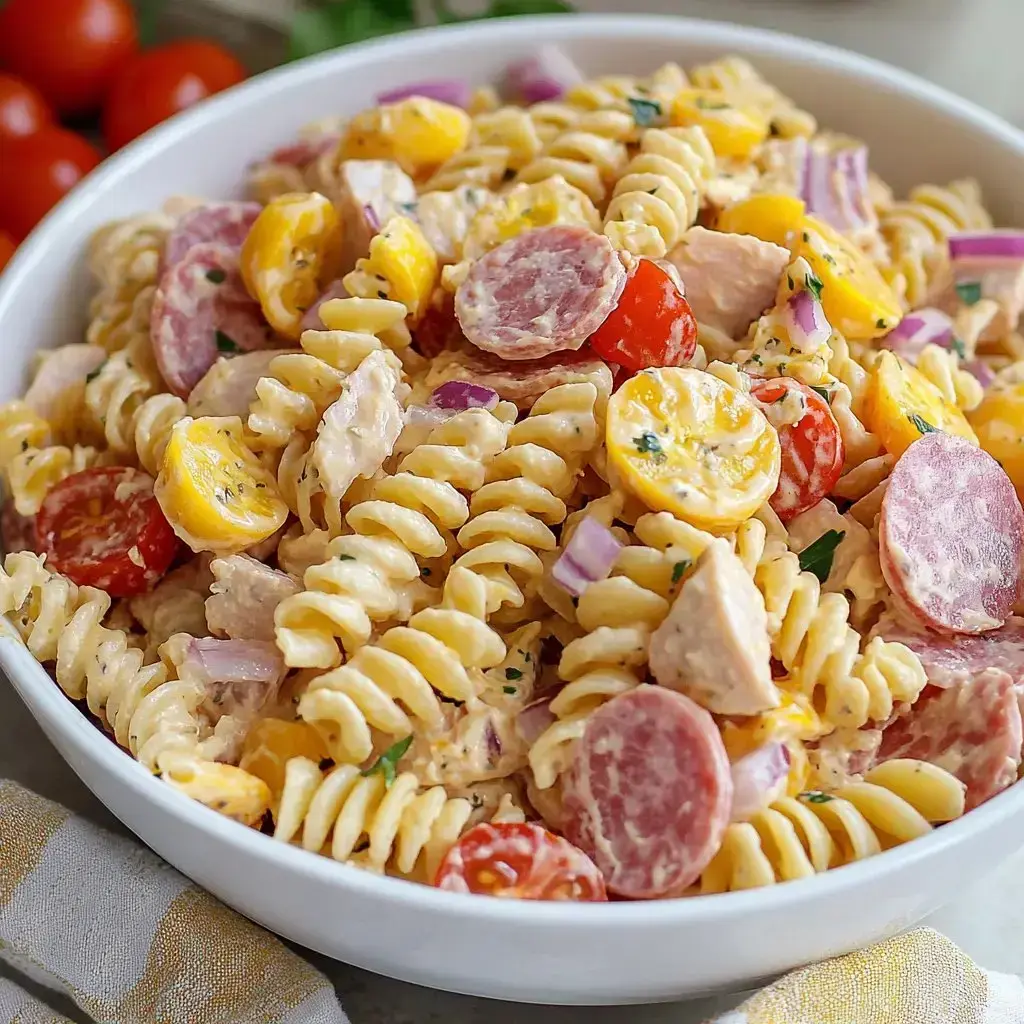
[3,13,1024,1006]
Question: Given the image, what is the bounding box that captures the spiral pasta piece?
[6,443,104,515]
[274,404,515,668]
[603,126,715,258]
[915,342,984,412]
[700,760,965,893]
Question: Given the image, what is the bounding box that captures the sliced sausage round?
[162,201,262,271]
[151,244,273,398]
[561,684,733,899]
[455,225,626,361]
[880,432,1024,635]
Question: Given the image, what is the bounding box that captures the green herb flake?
[801,791,834,804]
[421,566,432,577]
[628,97,662,126]
[810,385,832,404]
[804,272,824,301]
[671,559,691,584]
[632,431,664,458]
[503,685,518,695]
[505,667,523,681]
[876,318,887,330]
[205,268,227,285]
[956,281,983,307]
[215,330,240,353]
[694,96,729,111]
[907,412,940,436]
[85,360,107,384]
[950,336,966,359]
[360,735,413,788]
[797,529,845,584]
[336,554,356,561]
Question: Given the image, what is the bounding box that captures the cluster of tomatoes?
[0,0,247,269]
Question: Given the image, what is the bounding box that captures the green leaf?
[503,685,518,694]
[289,2,412,61]
[215,330,240,354]
[800,791,834,804]
[804,272,824,302]
[671,559,691,584]
[628,97,662,127]
[361,735,413,788]
[482,0,575,17]
[797,529,845,584]
[907,412,939,436]
[505,667,523,680]
[632,431,663,457]
[136,0,166,48]
[337,554,356,561]
[956,280,982,307]
[205,268,227,285]
[810,385,831,404]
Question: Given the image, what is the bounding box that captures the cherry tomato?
[435,822,608,901]
[0,232,16,274]
[0,0,138,116]
[103,40,247,152]
[0,129,101,242]
[587,257,697,372]
[36,467,179,597]
[0,74,55,139]
[750,377,845,522]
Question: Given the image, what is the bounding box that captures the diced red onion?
[377,79,471,108]
[964,359,997,388]
[551,516,622,597]
[881,307,955,361]
[184,638,285,686]
[949,231,1024,262]
[730,742,791,822]
[25,344,106,420]
[785,289,831,347]
[429,380,499,411]
[505,45,583,104]
[364,203,381,233]
[484,720,502,758]
[516,696,556,745]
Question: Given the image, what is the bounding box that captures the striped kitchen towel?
[0,779,347,1024]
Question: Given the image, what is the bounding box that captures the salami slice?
[150,244,273,398]
[266,134,340,170]
[455,225,626,361]
[425,344,613,410]
[163,202,262,271]
[880,432,1024,635]
[561,684,732,899]
[878,670,1022,809]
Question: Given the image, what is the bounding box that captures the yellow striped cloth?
[0,779,347,1024]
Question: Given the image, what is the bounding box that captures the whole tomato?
[0,232,16,273]
[0,0,138,116]
[103,40,247,151]
[0,74,55,139]
[0,129,102,241]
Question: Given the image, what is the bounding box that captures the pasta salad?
[3,48,1024,901]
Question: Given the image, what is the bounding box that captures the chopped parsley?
[336,554,356,561]
[801,791,835,804]
[671,559,691,584]
[956,281,982,306]
[85,360,107,384]
[503,685,518,695]
[907,412,940,436]
[421,566,432,577]
[810,385,831,404]
[876,318,887,330]
[797,529,845,584]
[505,667,523,681]
[215,330,240,353]
[205,268,227,284]
[950,336,966,359]
[361,735,413,788]
[502,168,517,183]
[628,96,662,126]
[632,431,664,459]
[694,96,729,111]
[804,272,824,301]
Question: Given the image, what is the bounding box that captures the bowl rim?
[3,11,1024,924]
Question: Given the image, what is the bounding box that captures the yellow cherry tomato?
[865,351,978,459]
[969,379,1024,502]
[715,193,806,250]
[797,215,901,340]
[239,718,328,801]
[162,759,271,826]
[156,416,288,553]
[241,192,340,342]
[670,88,769,160]
[340,97,471,177]
[607,367,781,532]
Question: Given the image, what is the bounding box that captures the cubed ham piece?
[334,159,417,274]
[187,350,292,420]
[649,540,779,715]
[206,554,300,641]
[667,227,789,339]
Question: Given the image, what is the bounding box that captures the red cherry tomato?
[36,467,179,597]
[0,232,16,273]
[103,40,247,152]
[587,257,697,371]
[750,377,845,522]
[0,74,55,139]
[435,822,608,901]
[0,0,138,116]
[0,129,101,242]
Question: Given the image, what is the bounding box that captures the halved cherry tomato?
[103,40,247,151]
[0,128,101,241]
[0,232,16,273]
[36,467,179,597]
[0,74,54,139]
[435,821,608,901]
[750,377,845,522]
[587,258,697,372]
[0,0,138,116]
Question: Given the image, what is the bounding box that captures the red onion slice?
[730,741,791,822]
[377,79,471,108]
[363,203,381,234]
[881,307,955,361]
[184,637,285,686]
[505,45,583,104]
[429,380,499,411]
[517,696,556,745]
[551,516,623,597]
[963,359,996,388]
[785,289,831,347]
[949,231,1024,262]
